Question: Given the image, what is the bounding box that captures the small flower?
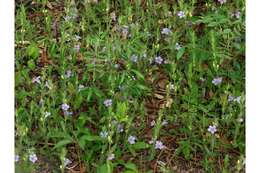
[237,118,244,123]
[75,35,81,41]
[150,120,156,127]
[32,76,41,84]
[104,99,112,107]
[169,83,174,90]
[117,123,124,133]
[161,28,172,35]
[162,119,168,126]
[61,103,70,111]
[232,11,241,19]
[212,77,223,86]
[128,135,137,144]
[175,43,182,50]
[155,140,165,150]
[15,155,19,162]
[228,95,234,102]
[130,55,138,62]
[65,70,72,78]
[107,153,115,160]
[100,131,108,138]
[122,26,129,36]
[154,56,164,65]
[110,12,116,21]
[207,125,217,134]
[234,96,241,103]
[64,110,73,116]
[29,153,38,163]
[64,158,72,167]
[44,111,51,118]
[74,44,80,52]
[218,0,227,5]
[177,11,185,18]
[78,84,85,91]
[149,140,154,144]
[114,64,120,69]
[45,81,52,90]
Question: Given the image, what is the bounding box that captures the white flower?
[65,70,72,78]
[130,55,138,62]
[207,125,217,134]
[161,28,172,35]
[15,155,19,162]
[149,140,154,144]
[100,131,108,138]
[177,11,185,18]
[228,95,234,102]
[150,120,156,127]
[218,0,227,4]
[104,99,112,107]
[154,56,164,65]
[128,135,137,144]
[64,158,72,166]
[45,81,52,90]
[175,43,182,50]
[155,140,165,150]
[212,77,223,86]
[117,123,124,133]
[234,96,241,103]
[44,111,51,118]
[162,119,168,126]
[29,153,38,163]
[32,76,41,84]
[75,35,81,41]
[237,118,244,123]
[169,83,174,90]
[107,153,115,160]
[78,84,85,91]
[61,103,70,111]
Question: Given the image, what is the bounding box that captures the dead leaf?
[39,48,52,66]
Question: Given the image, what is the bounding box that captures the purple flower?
[177,11,185,18]
[107,153,115,160]
[128,135,137,144]
[232,11,241,19]
[61,103,70,111]
[228,95,234,102]
[64,110,73,116]
[234,96,241,103]
[74,44,80,52]
[218,0,227,4]
[212,77,223,86]
[15,155,19,162]
[208,125,217,134]
[154,56,164,65]
[104,99,112,107]
[29,153,38,163]
[155,140,165,150]
[161,28,172,35]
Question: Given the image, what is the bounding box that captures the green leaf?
[177,47,185,60]
[132,142,149,150]
[97,163,112,173]
[26,43,40,59]
[27,59,35,70]
[53,138,73,150]
[124,162,138,172]
[131,69,144,81]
